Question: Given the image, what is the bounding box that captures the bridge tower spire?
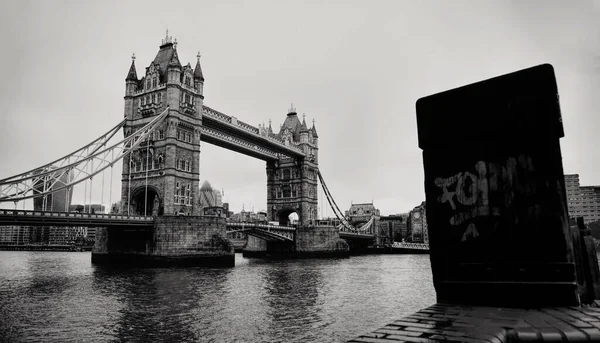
[121,33,204,216]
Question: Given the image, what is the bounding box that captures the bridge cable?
[144,135,150,216]
[89,159,94,213]
[109,150,114,214]
[0,119,125,184]
[0,108,169,203]
[101,163,105,212]
[127,152,132,216]
[316,170,355,231]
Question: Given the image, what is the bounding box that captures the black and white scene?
[2,1,600,342]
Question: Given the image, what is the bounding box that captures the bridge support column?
[92,216,234,267]
[242,225,349,259]
[295,225,349,258]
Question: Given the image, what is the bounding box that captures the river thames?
[0,252,435,342]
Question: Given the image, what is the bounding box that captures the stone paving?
[349,302,600,342]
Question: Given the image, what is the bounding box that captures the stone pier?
[92,216,234,267]
[242,225,349,259]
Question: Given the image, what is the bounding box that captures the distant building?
[0,226,32,245]
[564,174,600,224]
[199,180,223,208]
[33,168,73,212]
[203,206,226,217]
[222,203,232,218]
[229,209,267,223]
[380,213,409,242]
[69,204,106,214]
[345,202,380,226]
[407,202,428,243]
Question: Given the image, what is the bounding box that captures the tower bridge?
[0,32,393,265]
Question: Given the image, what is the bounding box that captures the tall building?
[199,180,223,208]
[564,174,600,223]
[33,168,73,212]
[380,213,409,241]
[408,202,428,243]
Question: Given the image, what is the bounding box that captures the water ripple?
[0,252,435,342]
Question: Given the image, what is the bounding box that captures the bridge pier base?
[242,225,349,259]
[92,216,235,267]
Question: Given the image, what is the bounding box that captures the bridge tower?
[121,31,205,216]
[266,105,319,226]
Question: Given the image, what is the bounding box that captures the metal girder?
[0,108,170,203]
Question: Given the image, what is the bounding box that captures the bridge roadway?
[0,209,154,228]
[0,209,391,244]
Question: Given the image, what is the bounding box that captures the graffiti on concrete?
[434,154,539,242]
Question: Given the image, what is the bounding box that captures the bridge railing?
[226,222,296,231]
[391,241,430,250]
[0,209,154,221]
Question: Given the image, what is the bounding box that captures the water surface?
[0,252,435,342]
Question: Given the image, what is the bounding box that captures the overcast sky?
[1,0,599,216]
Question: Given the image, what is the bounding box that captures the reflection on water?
[0,252,435,343]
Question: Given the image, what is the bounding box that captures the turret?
[167,51,182,84]
[194,52,204,96]
[300,113,309,144]
[125,53,138,96]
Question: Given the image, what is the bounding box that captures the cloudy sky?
[1,0,599,216]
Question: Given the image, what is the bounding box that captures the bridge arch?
[130,185,161,216]
[276,208,298,226]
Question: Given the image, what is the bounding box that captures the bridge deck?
[0,209,154,227]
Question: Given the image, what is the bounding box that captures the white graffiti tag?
[434,155,535,242]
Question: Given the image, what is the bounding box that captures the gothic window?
[158,92,162,103]
[175,182,180,204]
[154,93,158,103]
[146,95,151,104]
[283,169,290,180]
[158,155,164,168]
[282,185,291,198]
[152,78,157,88]
[186,184,191,205]
[142,97,146,105]
[176,159,180,170]
[159,129,164,140]
[184,160,189,172]
[177,130,181,140]
[146,79,151,89]
[185,76,191,86]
